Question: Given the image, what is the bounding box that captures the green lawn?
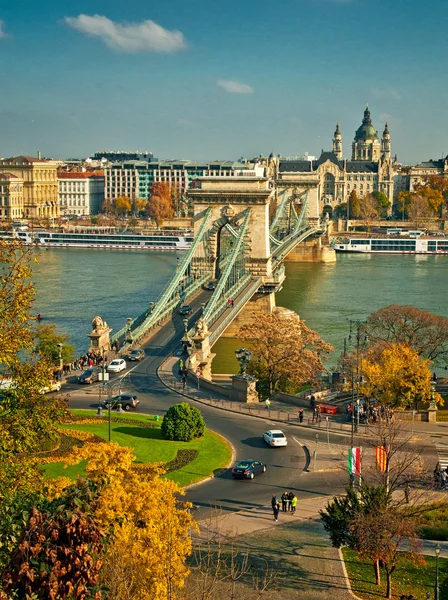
[42,410,232,487]
[417,504,448,541]
[342,547,448,599]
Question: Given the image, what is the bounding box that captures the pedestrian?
[288,491,294,512]
[227,298,231,308]
[290,493,297,513]
[178,359,184,376]
[434,462,441,488]
[441,469,447,490]
[231,299,234,308]
[265,398,271,410]
[281,491,289,512]
[310,395,316,409]
[271,495,280,522]
[299,409,304,423]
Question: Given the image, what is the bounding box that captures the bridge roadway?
[66,290,350,515]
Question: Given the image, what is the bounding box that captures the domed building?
[352,105,381,161]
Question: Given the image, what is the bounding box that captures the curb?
[184,431,236,491]
[338,547,363,599]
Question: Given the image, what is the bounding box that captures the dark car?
[231,459,267,480]
[128,349,145,361]
[178,304,192,316]
[203,281,216,291]
[103,393,140,411]
[78,367,101,384]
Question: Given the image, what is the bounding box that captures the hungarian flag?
[348,447,361,475]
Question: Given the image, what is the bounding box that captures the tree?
[147,183,174,227]
[348,190,360,218]
[361,343,442,409]
[238,312,333,398]
[396,191,412,219]
[35,323,75,365]
[358,194,380,231]
[334,202,348,218]
[133,197,147,215]
[365,304,448,366]
[407,193,432,226]
[161,402,205,441]
[424,174,448,208]
[115,196,131,215]
[101,197,114,214]
[372,191,391,218]
[415,185,444,216]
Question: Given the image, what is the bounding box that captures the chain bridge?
[109,176,332,378]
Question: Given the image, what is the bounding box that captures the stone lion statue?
[92,316,104,332]
[195,318,208,337]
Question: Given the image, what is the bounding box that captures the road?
[64,291,364,514]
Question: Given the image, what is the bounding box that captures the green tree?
[35,323,76,365]
[372,191,391,218]
[161,402,205,441]
[396,191,412,219]
[334,202,348,218]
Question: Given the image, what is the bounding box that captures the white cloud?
[371,88,401,101]
[217,79,254,94]
[64,14,187,53]
[0,20,10,39]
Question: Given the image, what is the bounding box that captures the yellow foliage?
[44,476,73,500]
[361,343,442,408]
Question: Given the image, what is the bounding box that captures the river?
[32,249,447,372]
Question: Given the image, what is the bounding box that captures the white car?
[263,430,288,447]
[40,381,62,394]
[107,359,127,373]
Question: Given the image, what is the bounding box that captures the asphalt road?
[64,292,360,514]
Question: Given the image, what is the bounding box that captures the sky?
[0,0,447,164]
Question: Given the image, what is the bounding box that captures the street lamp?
[435,543,441,600]
[148,301,155,315]
[125,317,133,344]
[235,348,252,376]
[56,343,63,369]
[430,381,437,410]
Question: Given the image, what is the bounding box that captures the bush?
[161,402,205,441]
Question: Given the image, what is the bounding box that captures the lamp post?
[435,542,441,600]
[430,381,437,410]
[56,343,63,369]
[181,318,190,354]
[125,317,133,344]
[235,348,252,376]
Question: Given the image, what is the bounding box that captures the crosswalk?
[435,443,448,470]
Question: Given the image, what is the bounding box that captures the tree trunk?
[385,565,395,599]
[374,559,381,585]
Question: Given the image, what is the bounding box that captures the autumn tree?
[365,304,448,366]
[238,312,333,398]
[358,193,380,231]
[132,197,147,215]
[415,185,444,216]
[147,182,174,227]
[360,343,442,409]
[396,191,412,219]
[101,197,114,214]
[424,174,448,207]
[348,190,360,218]
[115,195,132,215]
[407,193,432,225]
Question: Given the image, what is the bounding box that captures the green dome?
[354,105,378,140]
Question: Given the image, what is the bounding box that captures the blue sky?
[0,0,447,163]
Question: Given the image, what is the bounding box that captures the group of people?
[52,351,109,382]
[271,492,297,521]
[226,298,235,308]
[345,402,395,425]
[434,462,448,490]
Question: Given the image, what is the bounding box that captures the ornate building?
[275,106,395,213]
[0,172,24,220]
[0,155,59,219]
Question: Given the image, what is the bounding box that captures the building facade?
[0,155,59,219]
[408,158,448,191]
[58,172,105,216]
[0,173,24,220]
[104,159,265,203]
[274,106,395,212]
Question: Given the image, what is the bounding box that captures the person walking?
[288,491,294,512]
[290,494,297,513]
[265,398,271,411]
[271,495,280,522]
[299,409,304,423]
[281,491,289,512]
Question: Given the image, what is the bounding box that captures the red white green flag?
[348,447,361,475]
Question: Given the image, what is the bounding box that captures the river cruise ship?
[0,229,193,251]
[333,236,448,254]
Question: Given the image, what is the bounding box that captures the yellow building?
[0,155,59,219]
[0,172,24,221]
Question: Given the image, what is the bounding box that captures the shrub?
[161,402,205,441]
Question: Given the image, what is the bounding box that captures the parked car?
[78,367,101,384]
[178,304,192,316]
[107,358,127,373]
[203,281,216,291]
[128,349,145,362]
[231,459,267,480]
[263,430,288,447]
[103,393,140,411]
[40,380,62,394]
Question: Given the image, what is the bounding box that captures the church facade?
[275,106,395,213]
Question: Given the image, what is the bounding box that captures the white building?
[58,172,105,216]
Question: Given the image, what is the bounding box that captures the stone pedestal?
[88,316,112,354]
[231,375,259,403]
[427,408,438,423]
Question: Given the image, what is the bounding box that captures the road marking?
[293,436,304,447]
[435,443,448,470]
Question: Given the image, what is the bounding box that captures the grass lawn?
[417,504,448,541]
[42,410,232,487]
[342,547,448,599]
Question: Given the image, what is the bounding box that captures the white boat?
[1,229,193,251]
[332,236,448,254]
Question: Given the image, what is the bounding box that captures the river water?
[32,249,447,372]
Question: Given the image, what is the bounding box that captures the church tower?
[332,123,343,161]
[351,105,381,161]
[381,122,391,160]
